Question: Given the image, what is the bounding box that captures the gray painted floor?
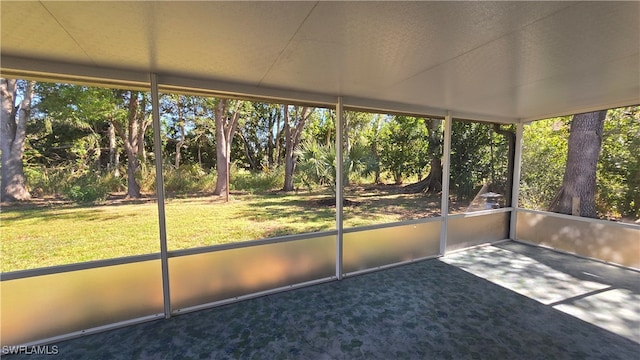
[5,241,639,359]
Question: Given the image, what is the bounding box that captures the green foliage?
[596,107,640,218]
[296,140,336,193]
[379,116,429,184]
[24,165,70,197]
[345,142,379,184]
[450,121,509,200]
[16,79,638,221]
[230,166,283,193]
[61,171,113,203]
[520,107,639,220]
[162,164,216,194]
[519,118,569,209]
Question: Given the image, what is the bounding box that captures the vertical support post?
[335,97,344,279]
[440,111,452,256]
[510,121,524,240]
[150,73,171,318]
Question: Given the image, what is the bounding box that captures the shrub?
[25,165,72,197]
[230,165,283,193]
[62,172,110,203]
[162,164,216,194]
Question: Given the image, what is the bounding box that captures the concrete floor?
[5,241,639,359]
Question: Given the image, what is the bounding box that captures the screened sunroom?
[1,2,638,358]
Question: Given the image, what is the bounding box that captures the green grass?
[1,187,444,272]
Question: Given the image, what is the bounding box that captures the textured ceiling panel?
[41,1,153,70]
[147,1,315,83]
[0,1,91,64]
[37,1,316,83]
[385,1,640,118]
[261,1,576,97]
[1,1,638,121]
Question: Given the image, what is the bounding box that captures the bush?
[25,165,71,197]
[230,165,283,193]
[162,164,216,194]
[62,172,110,203]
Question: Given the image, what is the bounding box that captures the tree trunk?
[1,79,33,202]
[267,112,275,169]
[175,99,185,167]
[126,92,141,198]
[404,119,443,193]
[108,121,120,176]
[240,131,257,170]
[283,106,294,191]
[283,106,312,191]
[549,111,607,218]
[213,99,241,196]
[493,124,515,206]
[274,110,283,166]
[344,112,351,186]
[114,91,143,198]
[137,95,149,163]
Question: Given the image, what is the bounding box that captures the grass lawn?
[1,186,445,272]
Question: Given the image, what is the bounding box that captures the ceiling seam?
[389,1,581,90]
[257,1,319,88]
[38,1,96,66]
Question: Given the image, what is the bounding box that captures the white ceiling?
[1,1,639,122]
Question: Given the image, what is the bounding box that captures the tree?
[549,111,607,218]
[282,105,313,191]
[343,111,376,185]
[213,98,244,196]
[379,116,429,185]
[448,121,495,200]
[519,117,569,209]
[1,78,34,202]
[34,83,114,171]
[597,106,640,219]
[113,91,151,198]
[404,119,444,193]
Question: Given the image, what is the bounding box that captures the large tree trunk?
[125,92,141,198]
[213,99,241,196]
[1,79,33,202]
[549,111,607,218]
[283,106,312,191]
[114,91,144,198]
[137,94,150,163]
[404,119,443,193]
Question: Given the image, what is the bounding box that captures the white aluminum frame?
[439,112,453,255]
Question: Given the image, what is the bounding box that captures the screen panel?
[169,235,336,310]
[516,210,640,269]
[0,260,163,346]
[343,221,440,274]
[446,211,510,252]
